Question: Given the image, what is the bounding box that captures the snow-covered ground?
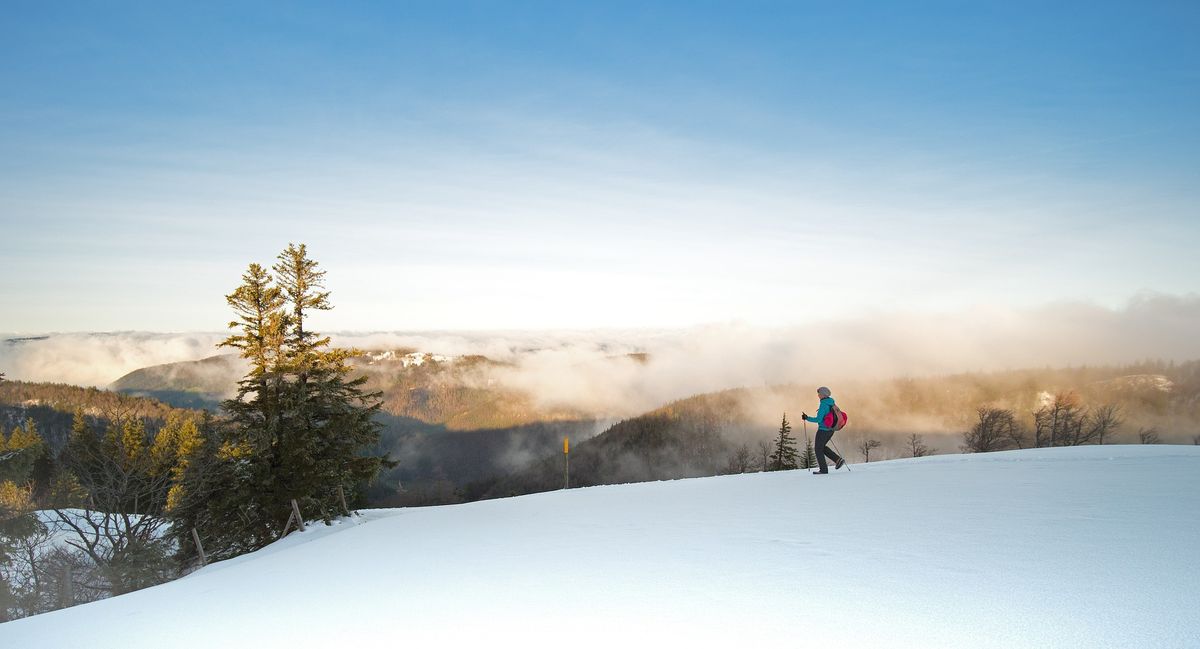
[3,445,1197,648]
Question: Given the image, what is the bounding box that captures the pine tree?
[207,262,291,546]
[799,432,817,470]
[219,262,287,460]
[271,243,384,520]
[0,420,43,484]
[71,409,89,441]
[172,246,386,559]
[7,419,41,450]
[768,413,798,471]
[120,419,147,464]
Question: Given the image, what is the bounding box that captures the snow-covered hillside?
[3,446,1197,648]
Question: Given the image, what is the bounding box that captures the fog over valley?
[4,293,1199,419]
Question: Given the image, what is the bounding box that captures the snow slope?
[3,445,1197,648]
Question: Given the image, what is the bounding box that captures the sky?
[2,1,1199,333]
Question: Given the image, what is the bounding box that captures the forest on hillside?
[10,359,1200,508]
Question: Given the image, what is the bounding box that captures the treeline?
[858,360,1200,430]
[105,348,600,504]
[1,381,189,450]
[0,244,387,622]
[960,390,1198,452]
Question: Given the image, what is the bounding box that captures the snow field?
[2,445,1197,648]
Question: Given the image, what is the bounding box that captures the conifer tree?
[799,432,817,470]
[7,419,41,451]
[120,419,147,463]
[271,243,383,520]
[71,409,89,441]
[1,420,43,484]
[172,245,386,558]
[219,262,287,457]
[768,413,798,471]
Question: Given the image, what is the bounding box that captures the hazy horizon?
[5,292,1200,423]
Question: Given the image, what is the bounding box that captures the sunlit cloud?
[4,294,1197,417]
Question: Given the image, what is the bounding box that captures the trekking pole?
[803,419,808,469]
[832,439,851,472]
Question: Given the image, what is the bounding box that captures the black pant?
[815,429,841,471]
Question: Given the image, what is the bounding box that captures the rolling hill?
[3,445,1196,647]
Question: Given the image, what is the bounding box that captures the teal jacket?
[803,396,836,431]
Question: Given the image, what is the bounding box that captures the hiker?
[803,386,845,474]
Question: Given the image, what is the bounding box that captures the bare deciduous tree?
[754,439,772,472]
[725,444,752,474]
[1004,419,1028,449]
[906,433,930,458]
[1033,392,1084,447]
[1085,404,1123,445]
[50,412,193,596]
[858,438,881,462]
[963,407,1019,453]
[1138,427,1161,444]
[1032,394,1121,447]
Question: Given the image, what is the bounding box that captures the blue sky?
[2,1,1198,332]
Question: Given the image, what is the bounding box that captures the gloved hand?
[802,412,808,420]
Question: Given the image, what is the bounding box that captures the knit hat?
[817,386,832,398]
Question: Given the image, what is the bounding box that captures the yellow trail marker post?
[563,436,570,489]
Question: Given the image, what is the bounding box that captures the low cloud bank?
[340,293,1200,417]
[0,332,226,388]
[3,293,1199,418]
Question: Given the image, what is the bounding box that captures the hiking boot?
[812,470,829,475]
[834,458,846,470]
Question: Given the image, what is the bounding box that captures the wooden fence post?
[191,528,207,567]
[291,499,306,532]
[281,498,306,538]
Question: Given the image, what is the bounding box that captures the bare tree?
[963,407,1018,453]
[50,413,190,596]
[1084,404,1123,445]
[754,439,772,472]
[3,515,57,617]
[725,444,752,474]
[906,433,931,458]
[1003,418,1028,449]
[1033,392,1084,447]
[1138,428,1161,444]
[858,438,882,463]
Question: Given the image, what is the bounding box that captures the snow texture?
[3,445,1197,648]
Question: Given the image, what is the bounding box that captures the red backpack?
[823,404,849,431]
